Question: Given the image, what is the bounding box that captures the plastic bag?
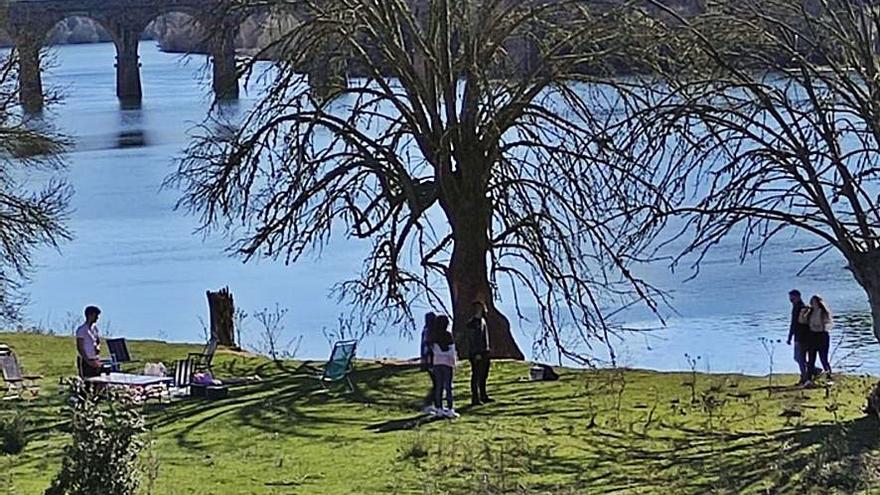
[143,362,167,377]
[192,372,221,386]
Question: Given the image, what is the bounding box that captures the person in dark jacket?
[467,301,493,406]
[787,289,812,385]
[420,312,439,413]
[787,290,813,385]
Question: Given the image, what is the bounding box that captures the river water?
[16,41,880,375]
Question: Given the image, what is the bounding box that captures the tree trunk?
[206,287,236,347]
[849,250,880,345]
[446,207,524,360]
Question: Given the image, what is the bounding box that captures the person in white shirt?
[75,306,102,378]
[430,315,459,419]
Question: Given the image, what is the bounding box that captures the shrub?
[45,379,147,495]
[802,454,880,494]
[0,410,28,455]
[399,433,430,461]
[864,380,880,418]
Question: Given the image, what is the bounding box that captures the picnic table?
[86,372,173,402]
[86,372,172,387]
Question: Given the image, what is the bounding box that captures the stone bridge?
[5,0,276,112]
[3,0,541,113]
[4,0,709,113]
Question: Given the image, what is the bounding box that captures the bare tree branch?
[171,0,677,361]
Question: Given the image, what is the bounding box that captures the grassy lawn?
[1,332,879,494]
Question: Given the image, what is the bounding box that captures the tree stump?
[206,287,235,347]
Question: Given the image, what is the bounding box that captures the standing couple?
[419,301,494,419]
[787,290,833,387]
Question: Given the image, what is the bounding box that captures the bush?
[864,380,880,418]
[45,379,147,495]
[0,411,28,455]
[399,433,430,461]
[802,454,880,494]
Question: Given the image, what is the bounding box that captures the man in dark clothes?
[787,289,816,385]
[420,312,439,413]
[467,301,493,406]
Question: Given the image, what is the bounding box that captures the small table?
[86,372,172,386]
[86,373,173,402]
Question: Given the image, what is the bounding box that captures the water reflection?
[116,108,148,149]
[830,311,877,373]
[212,99,242,115]
[118,98,141,111]
[611,308,880,375]
[116,130,147,148]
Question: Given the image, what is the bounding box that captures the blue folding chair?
[318,340,357,392]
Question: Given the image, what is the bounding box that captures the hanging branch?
[641,0,880,341]
[171,0,681,362]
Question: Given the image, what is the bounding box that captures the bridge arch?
[45,16,116,46]
[6,2,239,111]
[3,0,330,112]
[144,10,209,53]
[143,9,241,99]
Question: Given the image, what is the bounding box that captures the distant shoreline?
[3,331,876,378]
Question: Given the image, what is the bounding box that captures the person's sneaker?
[432,407,445,417]
[481,397,495,403]
[798,380,815,389]
[471,399,483,407]
[421,405,436,415]
[445,409,460,419]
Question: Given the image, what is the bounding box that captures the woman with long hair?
[420,312,439,413]
[802,295,833,386]
[430,315,459,418]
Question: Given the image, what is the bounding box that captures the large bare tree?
[171,0,674,361]
[0,45,70,320]
[640,0,880,343]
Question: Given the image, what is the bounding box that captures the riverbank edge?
[3,330,877,381]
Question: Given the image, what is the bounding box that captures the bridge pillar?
[16,38,44,114]
[307,56,347,103]
[506,34,540,77]
[211,30,238,100]
[114,27,142,105]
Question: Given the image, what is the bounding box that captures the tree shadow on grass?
[528,416,880,494]
[413,415,879,494]
[754,383,832,395]
[6,356,880,495]
[365,413,443,433]
[139,359,429,450]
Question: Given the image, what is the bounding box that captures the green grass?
[1,332,879,494]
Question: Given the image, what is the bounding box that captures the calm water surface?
[17,41,880,374]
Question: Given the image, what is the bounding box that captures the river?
[16,41,879,375]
